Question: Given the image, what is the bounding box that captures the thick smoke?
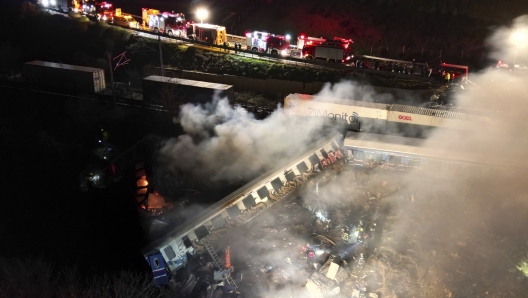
[158,92,328,186]
[160,16,528,296]
[222,15,528,297]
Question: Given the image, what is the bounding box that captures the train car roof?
[25,60,104,73]
[142,131,344,255]
[285,93,388,110]
[390,104,489,121]
[286,93,492,123]
[143,75,233,90]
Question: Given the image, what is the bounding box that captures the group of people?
[441,70,456,86]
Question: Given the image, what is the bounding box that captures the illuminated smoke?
[158,92,327,185]
[159,15,528,296]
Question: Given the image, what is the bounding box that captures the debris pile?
[180,163,528,297]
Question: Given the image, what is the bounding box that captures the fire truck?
[245,31,291,56]
[187,23,228,45]
[302,37,354,63]
[297,35,327,49]
[81,0,112,16]
[145,10,188,37]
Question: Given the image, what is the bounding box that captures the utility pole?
[107,53,116,106]
[158,34,165,77]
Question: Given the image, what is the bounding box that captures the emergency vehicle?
[297,35,327,49]
[81,0,112,16]
[302,37,354,63]
[147,11,188,37]
[245,31,291,56]
[188,23,228,45]
[142,8,160,27]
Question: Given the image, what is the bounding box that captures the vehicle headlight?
[50,0,56,5]
[281,50,287,56]
[102,15,107,20]
[42,0,49,6]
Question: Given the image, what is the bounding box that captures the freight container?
[142,75,234,105]
[23,61,106,93]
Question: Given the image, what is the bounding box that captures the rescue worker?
[445,72,451,86]
[451,72,455,84]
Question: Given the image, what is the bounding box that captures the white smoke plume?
[225,15,528,297]
[158,15,528,297]
[158,92,329,186]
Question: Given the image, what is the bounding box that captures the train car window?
[375,154,383,162]
[353,150,363,161]
[389,155,401,165]
[194,225,210,240]
[163,246,176,260]
[308,153,320,166]
[270,177,283,191]
[182,235,192,248]
[226,205,241,219]
[211,214,225,229]
[257,186,269,199]
[347,149,354,159]
[242,195,256,209]
[284,170,296,181]
[297,161,309,173]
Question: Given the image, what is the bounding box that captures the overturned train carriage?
[343,131,512,179]
[284,93,492,137]
[142,132,347,284]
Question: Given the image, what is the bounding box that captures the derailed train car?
[343,131,511,178]
[283,93,491,137]
[142,132,347,286]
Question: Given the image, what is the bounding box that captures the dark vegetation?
[0,257,168,298]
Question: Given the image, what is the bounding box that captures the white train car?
[343,131,505,179]
[284,93,491,136]
[143,132,347,285]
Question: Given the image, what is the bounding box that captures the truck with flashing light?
[187,23,228,45]
[147,11,188,37]
[245,31,291,56]
[302,37,354,63]
[81,0,112,16]
[297,35,327,49]
[289,35,327,57]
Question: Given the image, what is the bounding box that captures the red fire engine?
[245,31,291,56]
[297,35,327,49]
[82,0,112,16]
[143,9,188,37]
[302,37,354,63]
